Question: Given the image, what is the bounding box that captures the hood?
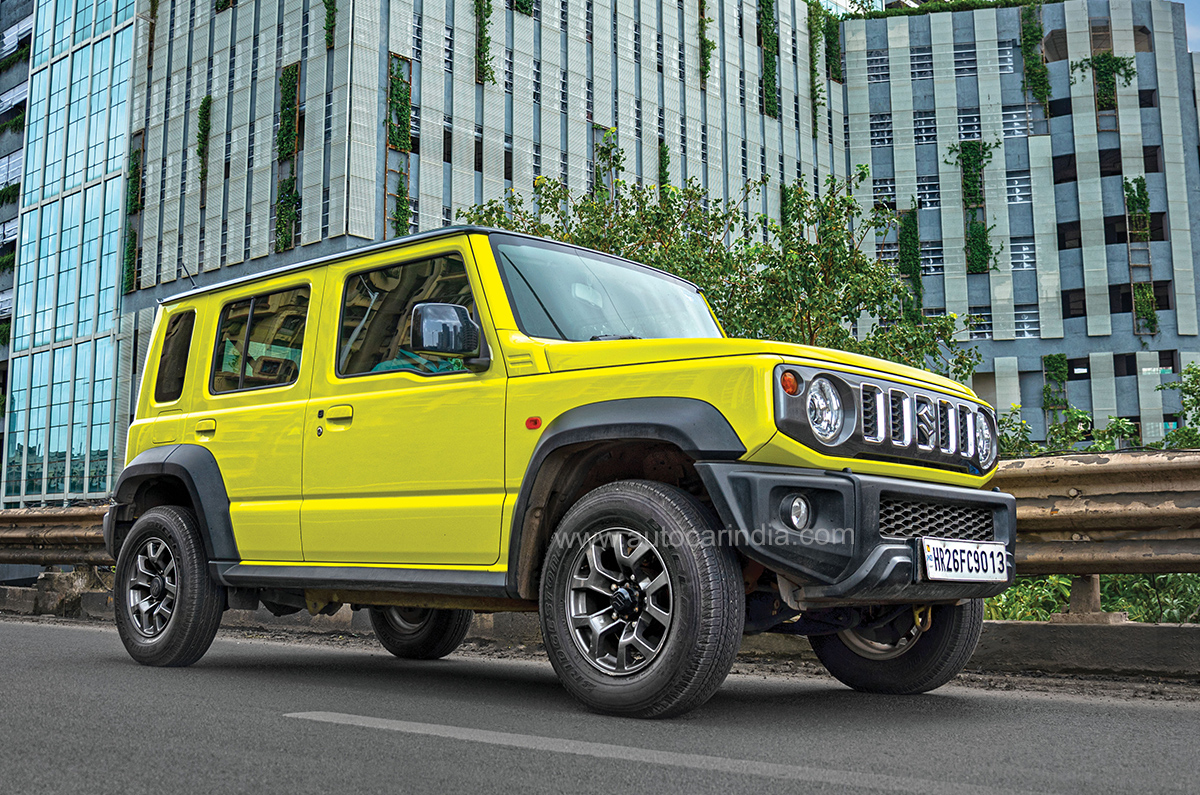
[541,337,976,399]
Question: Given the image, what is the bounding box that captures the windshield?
[490,235,723,341]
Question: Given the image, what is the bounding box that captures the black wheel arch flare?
[505,397,746,599]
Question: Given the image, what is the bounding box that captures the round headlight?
[975,413,997,469]
[806,377,844,444]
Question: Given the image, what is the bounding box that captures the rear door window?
[154,310,195,403]
[211,286,310,394]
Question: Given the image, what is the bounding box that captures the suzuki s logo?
[914,396,936,451]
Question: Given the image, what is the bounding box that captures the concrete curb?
[4,587,1197,678]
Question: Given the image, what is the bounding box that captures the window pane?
[211,288,310,393]
[154,310,195,403]
[338,255,474,376]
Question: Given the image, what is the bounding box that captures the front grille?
[878,498,995,542]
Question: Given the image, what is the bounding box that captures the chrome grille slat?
[878,498,995,542]
[861,384,885,443]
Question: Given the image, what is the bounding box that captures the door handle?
[195,419,217,435]
[326,405,353,422]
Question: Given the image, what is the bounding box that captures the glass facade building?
[3,0,134,504]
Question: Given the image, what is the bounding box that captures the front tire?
[368,607,473,659]
[114,506,225,667]
[809,599,984,694]
[539,480,744,718]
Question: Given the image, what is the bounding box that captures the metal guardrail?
[2,452,1199,575]
[0,507,112,565]
[993,450,1200,575]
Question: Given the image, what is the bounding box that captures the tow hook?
[913,604,933,633]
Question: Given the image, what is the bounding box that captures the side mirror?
[411,303,482,358]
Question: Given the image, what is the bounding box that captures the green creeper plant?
[759,0,779,118]
[324,0,337,48]
[964,213,999,274]
[216,0,231,11]
[0,182,19,206]
[1041,352,1068,413]
[275,176,300,253]
[1133,282,1159,335]
[807,2,827,122]
[475,0,496,85]
[0,251,14,273]
[276,64,300,161]
[896,200,922,324]
[391,170,409,238]
[0,320,9,347]
[0,111,25,136]
[514,0,534,14]
[196,95,212,185]
[945,139,998,207]
[388,57,412,152]
[1020,3,1050,113]
[699,3,716,82]
[0,45,29,74]
[823,12,842,82]
[1123,175,1149,242]
[850,0,1031,20]
[123,228,138,293]
[126,148,142,215]
[658,141,670,194]
[1070,51,1136,112]
[458,134,981,381]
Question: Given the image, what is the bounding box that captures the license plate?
[921,537,1009,582]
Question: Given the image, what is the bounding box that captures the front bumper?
[695,462,1016,607]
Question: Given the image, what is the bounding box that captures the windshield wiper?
[589,334,641,341]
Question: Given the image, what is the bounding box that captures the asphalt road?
[1,618,1196,795]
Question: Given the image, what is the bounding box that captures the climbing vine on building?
[897,201,922,324]
[126,148,142,215]
[964,216,1000,274]
[475,0,496,84]
[388,57,412,152]
[658,141,671,192]
[276,63,301,252]
[391,170,409,238]
[215,0,232,12]
[759,0,779,118]
[945,139,998,207]
[122,228,138,293]
[699,2,716,82]
[823,13,842,82]
[1041,352,1068,412]
[277,64,299,161]
[196,95,212,186]
[0,182,19,206]
[1070,51,1136,112]
[514,0,534,15]
[1019,3,1050,113]
[807,1,827,123]
[323,0,336,48]
[1133,283,1159,335]
[1123,175,1149,242]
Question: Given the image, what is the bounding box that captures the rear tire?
[368,607,474,660]
[114,506,224,667]
[539,480,744,718]
[809,599,984,694]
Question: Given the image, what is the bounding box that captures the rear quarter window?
[154,310,196,403]
[211,286,310,393]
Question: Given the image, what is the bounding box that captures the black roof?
[160,225,700,304]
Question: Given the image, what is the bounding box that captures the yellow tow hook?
[913,604,933,633]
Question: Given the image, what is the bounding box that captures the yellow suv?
[105,227,1014,717]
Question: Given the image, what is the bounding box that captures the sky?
[1185,0,1200,51]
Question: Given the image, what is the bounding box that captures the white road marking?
[286,711,1051,795]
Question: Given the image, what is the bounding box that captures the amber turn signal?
[780,371,800,396]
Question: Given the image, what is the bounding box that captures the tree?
[1159,362,1200,449]
[459,130,980,381]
